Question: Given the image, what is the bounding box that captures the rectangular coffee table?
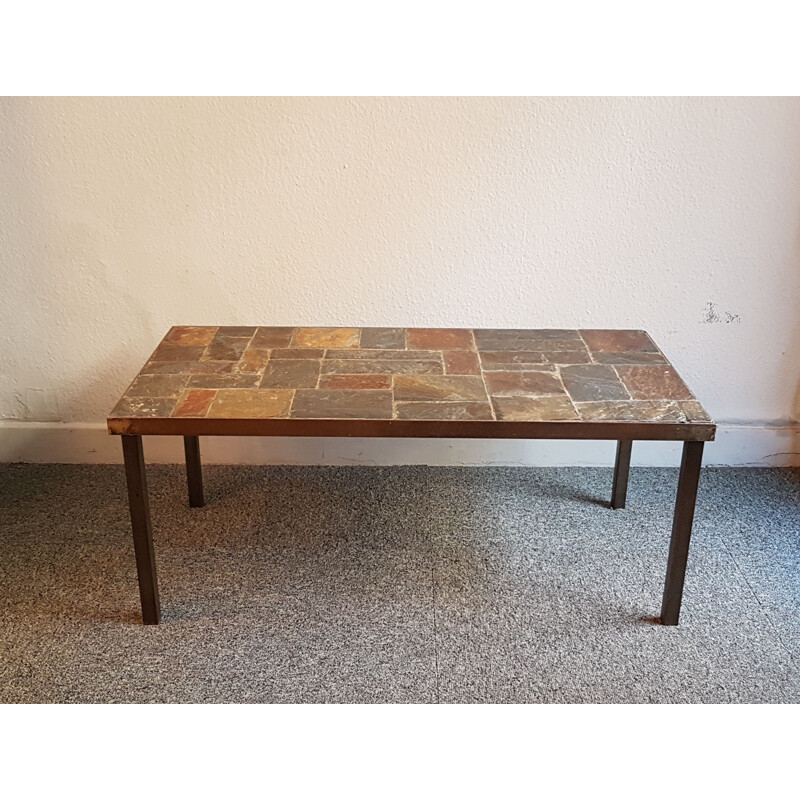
[108,326,715,626]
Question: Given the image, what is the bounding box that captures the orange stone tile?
[616,365,693,401]
[581,329,658,354]
[292,328,360,348]
[407,328,475,350]
[164,326,217,346]
[206,389,293,418]
[443,351,481,375]
[173,389,216,417]
[319,374,391,390]
[235,348,271,373]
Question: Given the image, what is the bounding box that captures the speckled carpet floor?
[1,463,799,703]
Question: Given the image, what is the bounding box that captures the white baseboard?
[0,421,798,467]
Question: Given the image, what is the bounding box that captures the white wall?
[1,97,799,466]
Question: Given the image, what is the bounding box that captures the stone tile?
[322,359,443,375]
[150,343,206,362]
[207,389,293,418]
[492,395,578,421]
[203,334,251,361]
[616,365,694,401]
[575,400,687,422]
[581,329,658,353]
[235,348,271,374]
[476,329,582,342]
[395,402,494,420]
[444,351,481,375]
[252,327,295,348]
[142,360,235,375]
[591,351,669,365]
[325,349,441,361]
[292,327,360,348]
[407,329,475,350]
[359,328,406,349]
[217,326,257,337]
[173,389,216,417]
[681,400,713,423]
[270,348,325,359]
[109,397,177,417]
[126,374,188,398]
[187,374,262,390]
[291,390,393,419]
[478,351,547,368]
[319,374,392,390]
[560,364,630,402]
[393,375,488,402]
[484,371,564,397]
[475,330,580,351]
[164,326,217,346]
[260,360,321,389]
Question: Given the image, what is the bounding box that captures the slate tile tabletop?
[108,327,714,436]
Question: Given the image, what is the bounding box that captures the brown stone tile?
[203,334,251,361]
[616,365,694,401]
[475,330,580,350]
[291,390,393,419]
[444,351,481,375]
[393,375,488,402]
[187,374,262,389]
[207,389,293,418]
[325,349,441,361]
[322,359,443,375]
[681,400,713,423]
[319,374,392,390]
[260,359,321,389]
[395,402,494,420]
[591,351,669,365]
[560,365,630,403]
[271,348,325,359]
[292,327,360,348]
[407,328,475,350]
[150,343,206,362]
[127,374,188,398]
[164,326,217,346]
[173,389,216,417]
[492,396,578,421]
[359,328,406,349]
[575,400,686,422]
[217,326,257,337]
[252,327,295,348]
[110,397,177,418]
[476,335,580,352]
[581,329,658,353]
[479,351,548,368]
[234,348,271,374]
[477,329,581,342]
[142,360,235,375]
[484,371,564,397]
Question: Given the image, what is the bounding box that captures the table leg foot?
[659,441,704,625]
[122,435,161,625]
[611,439,632,509]
[184,435,204,508]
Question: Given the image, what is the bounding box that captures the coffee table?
[108,326,715,626]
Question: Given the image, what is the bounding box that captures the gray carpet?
[1,463,799,703]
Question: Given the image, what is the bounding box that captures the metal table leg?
[184,435,204,508]
[660,440,704,625]
[611,439,632,509]
[122,435,161,625]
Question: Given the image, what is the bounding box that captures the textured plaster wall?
[1,97,799,463]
